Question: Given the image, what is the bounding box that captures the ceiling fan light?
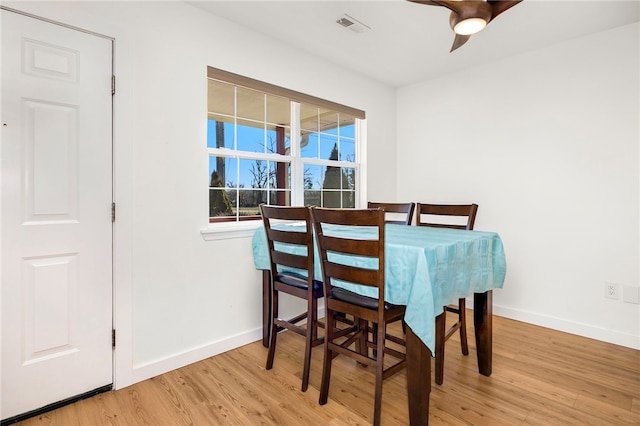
[453,18,487,35]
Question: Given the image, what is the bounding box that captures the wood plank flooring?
[12,314,640,425]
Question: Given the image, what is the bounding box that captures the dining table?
[252,222,507,425]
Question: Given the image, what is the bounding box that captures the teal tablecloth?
[252,223,506,353]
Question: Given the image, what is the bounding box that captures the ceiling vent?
[336,14,371,34]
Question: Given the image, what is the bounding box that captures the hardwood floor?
[12,314,640,425]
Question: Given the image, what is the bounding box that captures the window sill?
[200,220,261,241]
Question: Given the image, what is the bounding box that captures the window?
[207,67,365,225]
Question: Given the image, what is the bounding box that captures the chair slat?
[368,202,415,226]
[324,263,379,288]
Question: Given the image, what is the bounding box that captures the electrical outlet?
[605,282,619,299]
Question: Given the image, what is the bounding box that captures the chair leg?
[319,310,335,405]
[371,322,378,357]
[266,289,279,370]
[435,311,446,385]
[301,298,317,392]
[356,318,369,360]
[459,298,469,356]
[372,322,385,426]
[262,271,270,347]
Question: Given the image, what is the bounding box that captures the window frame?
[201,67,366,241]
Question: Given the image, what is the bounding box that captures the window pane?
[237,189,264,216]
[268,190,291,206]
[209,155,236,219]
[209,156,237,188]
[342,190,356,208]
[300,103,318,132]
[340,120,356,138]
[207,117,234,149]
[343,167,356,191]
[269,161,290,190]
[322,190,343,208]
[239,158,264,189]
[209,188,234,218]
[266,124,290,155]
[322,165,344,190]
[300,132,319,159]
[319,109,338,135]
[320,134,339,161]
[236,86,264,121]
[207,79,234,116]
[266,95,290,126]
[237,119,265,153]
[341,139,355,162]
[304,164,323,190]
[304,190,320,207]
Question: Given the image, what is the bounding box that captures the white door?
[1,9,113,420]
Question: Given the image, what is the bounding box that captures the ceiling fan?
[408,0,523,52]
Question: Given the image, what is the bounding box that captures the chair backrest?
[259,204,314,284]
[367,202,415,225]
[310,207,386,312]
[416,203,478,230]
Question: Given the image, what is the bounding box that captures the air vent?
[336,14,370,34]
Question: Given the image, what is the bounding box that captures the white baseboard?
[131,328,263,385]
[128,304,638,390]
[477,301,640,350]
[129,307,327,387]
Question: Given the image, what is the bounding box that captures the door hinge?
[111,75,116,95]
[111,202,116,222]
[112,329,116,349]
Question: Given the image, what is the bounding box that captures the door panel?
[1,9,113,420]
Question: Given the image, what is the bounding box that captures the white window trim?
[203,67,367,241]
[201,220,261,241]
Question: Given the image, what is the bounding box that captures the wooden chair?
[416,203,478,385]
[367,201,415,225]
[259,204,324,392]
[366,202,414,346]
[310,207,406,426]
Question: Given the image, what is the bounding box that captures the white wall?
[397,23,640,349]
[4,0,397,388]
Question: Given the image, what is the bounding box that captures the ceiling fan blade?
[450,33,471,52]
[407,0,470,14]
[406,0,442,5]
[488,0,523,21]
[428,0,468,14]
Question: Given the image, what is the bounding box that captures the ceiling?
[187,0,640,87]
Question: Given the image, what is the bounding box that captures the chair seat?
[332,287,402,311]
[276,272,323,292]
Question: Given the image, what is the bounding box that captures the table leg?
[434,312,445,385]
[473,290,492,376]
[262,270,270,348]
[406,325,431,425]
